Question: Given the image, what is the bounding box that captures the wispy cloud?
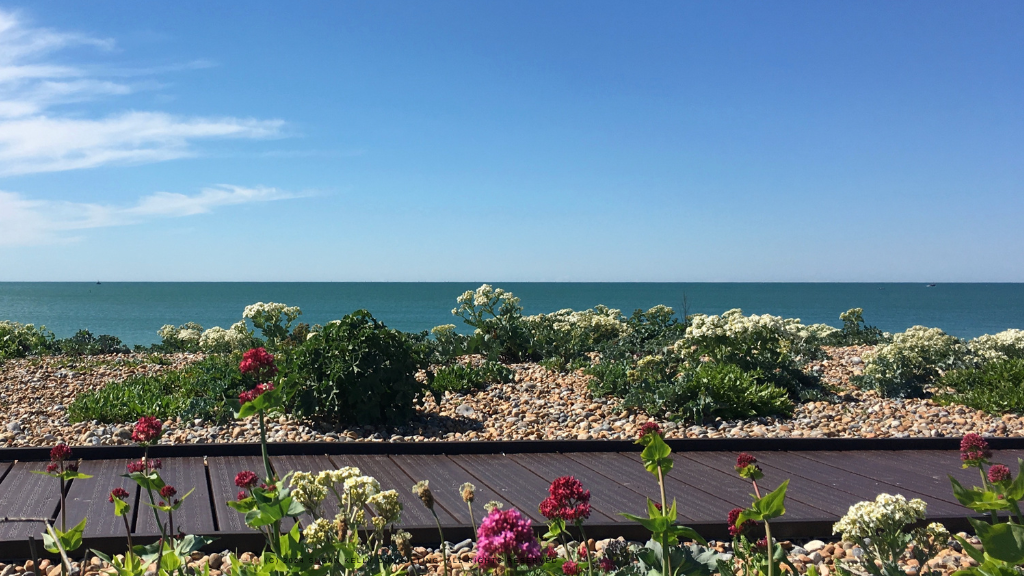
[0,10,284,175]
[0,185,298,246]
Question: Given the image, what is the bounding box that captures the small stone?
[805,540,825,552]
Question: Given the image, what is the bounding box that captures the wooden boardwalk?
[0,440,1020,558]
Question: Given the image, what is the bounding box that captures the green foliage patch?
[934,358,1024,414]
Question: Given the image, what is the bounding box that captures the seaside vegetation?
[2,285,1020,427]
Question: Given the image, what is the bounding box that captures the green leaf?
[245,506,279,527]
[970,518,1024,564]
[738,480,788,524]
[124,471,164,491]
[954,535,986,565]
[1004,459,1024,501]
[951,477,1009,511]
[113,497,130,517]
[544,518,566,540]
[227,498,255,513]
[338,542,365,570]
[62,470,93,481]
[641,435,674,477]
[284,496,305,517]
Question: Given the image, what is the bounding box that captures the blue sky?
[0,2,1020,281]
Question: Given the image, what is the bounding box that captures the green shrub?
[429,361,513,398]
[0,320,54,359]
[154,322,204,352]
[836,308,889,345]
[286,310,426,426]
[54,330,130,356]
[421,324,471,365]
[934,359,1024,414]
[618,360,793,422]
[527,305,627,368]
[452,284,537,362]
[854,326,970,398]
[68,355,246,423]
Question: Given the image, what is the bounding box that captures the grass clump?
[934,359,1024,414]
[429,361,515,398]
[68,355,246,424]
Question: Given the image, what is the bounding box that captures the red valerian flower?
[562,561,580,575]
[961,434,992,467]
[66,461,79,472]
[652,502,663,512]
[239,348,277,379]
[989,464,1012,484]
[235,470,259,489]
[239,382,275,404]
[727,507,756,537]
[736,453,757,468]
[109,487,130,503]
[50,443,72,462]
[735,453,763,480]
[599,557,616,572]
[637,422,662,440]
[132,416,163,444]
[474,508,542,569]
[754,537,770,551]
[539,476,591,522]
[159,485,177,499]
[545,546,558,560]
[46,463,58,474]
[237,490,248,501]
[126,458,162,474]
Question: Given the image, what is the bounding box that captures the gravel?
[0,346,1021,448]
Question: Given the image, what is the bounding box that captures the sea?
[1,283,1022,347]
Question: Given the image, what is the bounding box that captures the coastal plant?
[461,482,478,536]
[968,329,1024,364]
[526,305,627,370]
[413,480,449,576]
[34,443,92,573]
[423,324,471,365]
[199,322,254,353]
[68,354,248,424]
[621,423,709,576]
[243,302,302,345]
[949,434,1024,524]
[540,476,595,576]
[0,320,55,360]
[854,326,970,398]
[453,284,537,362]
[725,454,792,576]
[935,359,1024,414]
[429,360,515,399]
[832,494,946,576]
[474,507,543,573]
[156,322,204,352]
[814,308,890,347]
[286,310,426,426]
[54,330,130,356]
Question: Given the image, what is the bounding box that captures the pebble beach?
[0,346,1020,448]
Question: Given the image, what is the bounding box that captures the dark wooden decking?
[0,440,1021,559]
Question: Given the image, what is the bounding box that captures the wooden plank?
[566,452,738,522]
[208,456,267,534]
[330,454,459,528]
[794,451,966,505]
[667,452,833,520]
[447,454,553,524]
[388,454,508,526]
[754,452,966,517]
[509,453,627,523]
[64,459,135,539]
[0,461,58,540]
[135,458,215,536]
[271,455,342,520]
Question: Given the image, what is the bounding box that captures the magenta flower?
[637,422,662,440]
[237,490,248,501]
[109,487,130,503]
[159,485,177,499]
[46,462,58,473]
[989,464,1012,484]
[728,507,756,537]
[562,561,580,575]
[239,348,277,380]
[50,443,72,462]
[474,508,542,569]
[599,557,616,572]
[126,458,161,474]
[235,470,259,489]
[239,382,275,404]
[131,416,163,444]
[961,433,992,467]
[539,476,591,522]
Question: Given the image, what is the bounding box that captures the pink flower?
[109,487,130,503]
[239,382,275,404]
[126,458,161,474]
[237,490,248,501]
[735,453,763,479]
[50,443,72,462]
[235,470,259,489]
[961,434,992,466]
[46,463,58,474]
[131,417,163,444]
[159,485,177,499]
[239,348,277,380]
[637,422,662,440]
[599,557,616,572]
[562,561,580,575]
[989,464,1012,484]
[735,453,757,469]
[539,476,591,522]
[474,508,542,569]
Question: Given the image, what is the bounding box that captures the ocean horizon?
[2,282,1023,346]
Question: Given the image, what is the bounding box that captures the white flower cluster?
[157,322,203,344]
[804,323,841,341]
[242,302,302,326]
[861,326,969,383]
[677,308,823,360]
[302,517,335,547]
[968,329,1024,363]
[431,324,457,336]
[198,322,250,353]
[452,284,520,316]
[368,489,402,527]
[343,475,381,507]
[833,493,927,542]
[290,471,328,511]
[525,305,627,341]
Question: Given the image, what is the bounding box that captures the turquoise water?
[0,283,1022,346]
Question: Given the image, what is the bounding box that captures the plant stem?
[980,468,999,524]
[122,515,134,551]
[579,524,595,576]
[752,481,771,576]
[467,502,477,540]
[431,509,449,576]
[258,410,273,482]
[656,467,671,576]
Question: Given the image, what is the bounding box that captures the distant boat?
[927,284,936,287]
[96,281,101,285]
